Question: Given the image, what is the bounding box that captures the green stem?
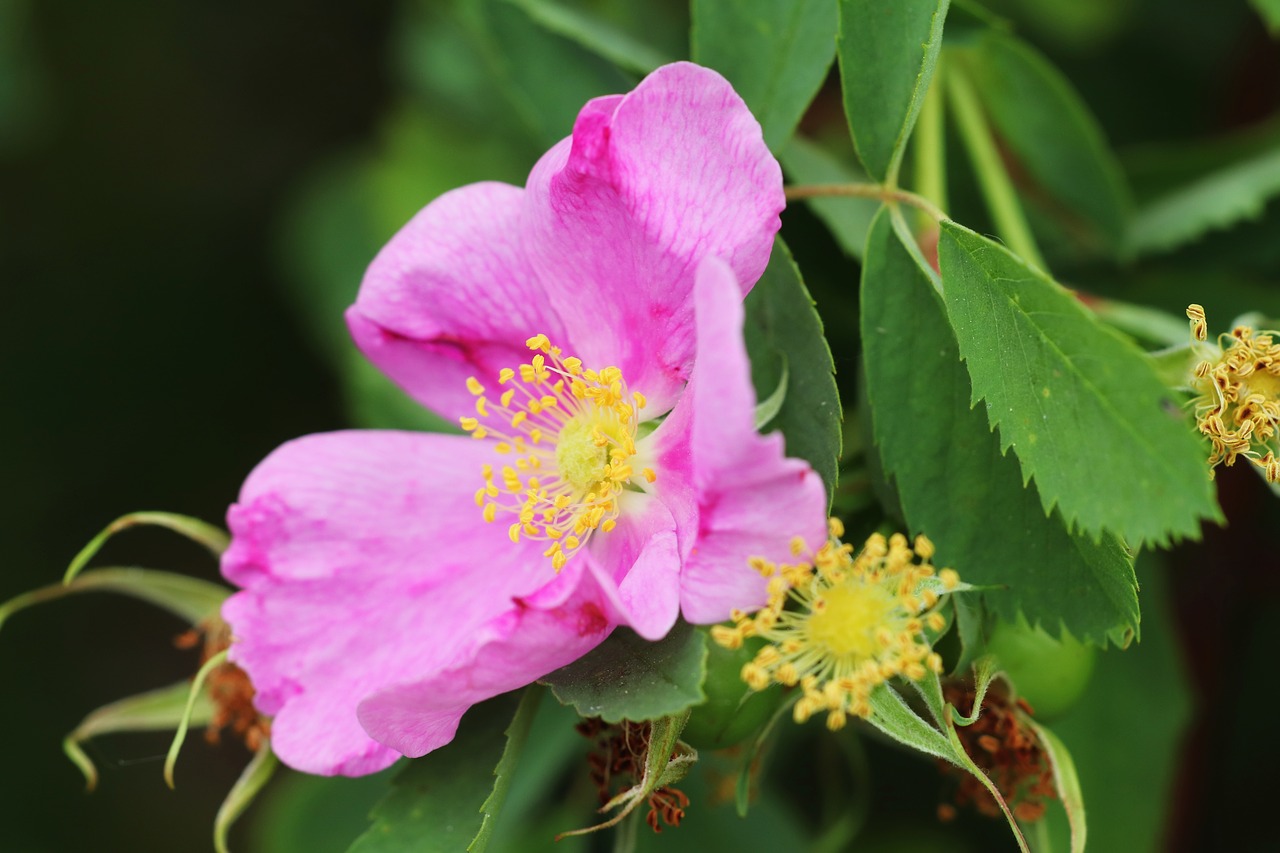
[785,182,948,223]
[913,56,948,221]
[946,64,1048,271]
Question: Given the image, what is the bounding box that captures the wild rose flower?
[220,62,827,776]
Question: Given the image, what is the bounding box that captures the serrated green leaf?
[938,221,1221,546]
[65,511,228,583]
[348,693,521,853]
[1125,147,1280,259]
[837,0,950,182]
[952,31,1130,256]
[778,135,879,259]
[542,621,706,722]
[691,0,836,151]
[861,209,1139,645]
[62,680,214,791]
[1025,719,1086,853]
[742,237,842,502]
[215,741,278,853]
[508,0,671,75]
[470,687,542,852]
[1,567,229,632]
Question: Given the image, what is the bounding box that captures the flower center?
[459,334,656,570]
[806,583,900,661]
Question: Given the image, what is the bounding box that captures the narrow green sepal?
[753,358,788,430]
[1,567,229,633]
[65,511,230,585]
[165,648,229,789]
[214,739,278,853]
[62,680,215,790]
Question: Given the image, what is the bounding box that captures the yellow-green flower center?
[459,334,656,571]
[806,583,899,661]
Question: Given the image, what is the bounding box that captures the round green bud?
[985,620,1096,720]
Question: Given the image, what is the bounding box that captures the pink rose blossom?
[220,62,827,776]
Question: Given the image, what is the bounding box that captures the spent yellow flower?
[711,520,959,730]
[1186,304,1280,482]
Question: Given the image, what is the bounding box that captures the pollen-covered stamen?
[1186,304,1280,482]
[460,334,652,570]
[712,526,958,730]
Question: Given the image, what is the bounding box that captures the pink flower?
[220,63,827,776]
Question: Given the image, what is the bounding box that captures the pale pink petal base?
[653,257,829,624]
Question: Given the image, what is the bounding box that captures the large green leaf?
[691,0,837,151]
[508,0,671,75]
[860,210,1138,645]
[471,688,542,852]
[938,221,1220,546]
[837,0,950,182]
[542,621,706,722]
[742,238,843,501]
[952,30,1130,257]
[778,135,879,260]
[1251,0,1280,34]
[1124,147,1280,259]
[348,693,523,853]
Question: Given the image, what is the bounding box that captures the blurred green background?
[2,1,1278,851]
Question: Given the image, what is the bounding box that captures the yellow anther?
[475,397,489,417]
[500,389,516,408]
[483,503,497,523]
[460,416,479,431]
[466,376,484,396]
[526,333,551,352]
[642,468,656,483]
[510,411,527,427]
[499,367,515,384]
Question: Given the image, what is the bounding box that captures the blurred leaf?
[1124,147,1280,259]
[691,0,837,151]
[543,622,706,722]
[471,687,542,852]
[250,768,397,853]
[214,741,278,853]
[1,568,228,632]
[348,693,522,853]
[1024,719,1085,853]
[743,238,843,502]
[508,0,671,74]
[165,649,228,788]
[837,0,951,182]
[860,209,1139,646]
[952,30,1130,257]
[779,136,879,259]
[1251,0,1280,34]
[66,511,229,583]
[938,221,1221,546]
[1041,559,1191,853]
[62,680,214,791]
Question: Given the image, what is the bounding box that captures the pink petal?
[583,493,681,641]
[347,182,569,422]
[523,62,783,414]
[221,430,585,775]
[653,257,829,623]
[357,577,611,757]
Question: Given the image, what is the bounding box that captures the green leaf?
[778,135,879,259]
[1025,719,1086,853]
[215,741,279,853]
[937,221,1221,546]
[348,693,522,853]
[837,0,950,182]
[1,567,229,632]
[1124,147,1280,259]
[743,237,842,501]
[65,511,228,583]
[62,680,214,791]
[952,30,1130,256]
[1039,558,1191,853]
[865,682,956,764]
[1250,0,1280,34]
[860,209,1139,645]
[470,687,542,852]
[508,0,671,75]
[542,621,706,722]
[691,0,837,151]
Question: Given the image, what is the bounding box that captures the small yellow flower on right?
[711,519,960,731]
[1185,304,1280,483]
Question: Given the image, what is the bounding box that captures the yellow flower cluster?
[1186,304,1280,483]
[712,520,959,731]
